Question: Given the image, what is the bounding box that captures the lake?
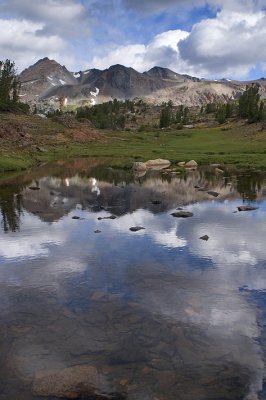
[0,159,265,400]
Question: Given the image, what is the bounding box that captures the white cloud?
[178,8,266,77]
[0,19,77,71]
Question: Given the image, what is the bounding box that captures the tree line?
[159,84,265,127]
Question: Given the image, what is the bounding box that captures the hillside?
[19,58,266,108]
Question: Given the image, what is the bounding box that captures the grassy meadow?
[0,112,266,172]
[39,125,266,169]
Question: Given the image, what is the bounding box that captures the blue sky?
[0,0,266,79]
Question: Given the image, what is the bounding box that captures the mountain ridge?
[19,58,266,107]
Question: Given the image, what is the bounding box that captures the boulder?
[178,162,186,167]
[145,159,170,168]
[132,162,147,171]
[171,211,194,218]
[215,168,224,174]
[185,160,198,168]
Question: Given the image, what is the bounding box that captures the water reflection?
[1,160,266,232]
[0,160,265,399]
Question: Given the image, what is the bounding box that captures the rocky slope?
[19,58,266,107]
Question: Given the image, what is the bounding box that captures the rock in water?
[72,216,80,219]
[237,206,259,212]
[171,211,194,218]
[145,159,171,169]
[200,235,209,241]
[98,215,117,220]
[207,191,220,197]
[129,226,145,232]
[185,160,198,168]
[29,186,40,190]
[151,200,162,205]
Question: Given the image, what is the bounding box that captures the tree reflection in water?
[0,190,23,232]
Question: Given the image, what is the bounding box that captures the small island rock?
[237,206,259,212]
[200,235,209,241]
[171,211,194,218]
[129,226,145,232]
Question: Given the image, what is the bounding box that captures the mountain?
[19,57,78,101]
[19,58,266,107]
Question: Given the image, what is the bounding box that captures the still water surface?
[0,159,265,400]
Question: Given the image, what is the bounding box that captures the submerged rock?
[171,211,194,218]
[129,226,145,232]
[237,206,259,212]
[151,200,162,205]
[32,365,104,399]
[72,216,81,220]
[94,230,101,233]
[29,186,40,190]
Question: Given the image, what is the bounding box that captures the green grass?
[37,126,266,169]
[1,114,266,172]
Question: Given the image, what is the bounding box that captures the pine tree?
[159,104,172,128]
[239,84,261,123]
[216,104,226,124]
[0,59,20,104]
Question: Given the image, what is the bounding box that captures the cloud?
[0,19,76,71]
[91,3,266,78]
[178,8,266,77]
[0,0,88,37]
[90,29,192,74]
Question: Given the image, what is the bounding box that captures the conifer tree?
[0,59,20,104]
[239,84,261,123]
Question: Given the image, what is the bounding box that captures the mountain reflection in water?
[0,159,265,400]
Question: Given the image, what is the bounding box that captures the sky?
[0,0,266,79]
